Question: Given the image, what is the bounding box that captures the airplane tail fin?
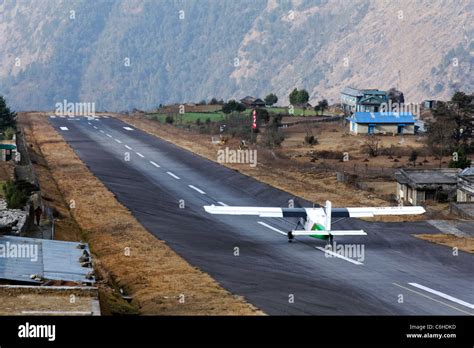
[325,200,332,231]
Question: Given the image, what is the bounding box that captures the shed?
[0,236,94,285]
[457,167,474,202]
[347,112,416,135]
[0,144,16,161]
[394,169,459,205]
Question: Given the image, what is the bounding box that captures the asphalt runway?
[49,115,474,315]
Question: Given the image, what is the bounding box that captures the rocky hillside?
[0,0,472,111]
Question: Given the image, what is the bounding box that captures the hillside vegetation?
[0,0,472,111]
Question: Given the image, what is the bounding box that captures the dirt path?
[19,112,262,315]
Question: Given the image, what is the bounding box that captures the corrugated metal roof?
[347,112,415,124]
[460,167,474,177]
[342,87,363,97]
[0,236,94,284]
[395,169,459,185]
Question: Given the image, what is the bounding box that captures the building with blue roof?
[346,112,416,135]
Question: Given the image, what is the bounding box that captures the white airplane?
[204,201,425,244]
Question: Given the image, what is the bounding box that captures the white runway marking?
[106,134,112,138]
[115,139,122,144]
[59,127,69,131]
[93,126,98,129]
[166,172,180,180]
[218,202,228,206]
[124,145,132,150]
[149,161,160,168]
[315,247,363,265]
[100,130,105,134]
[123,127,134,131]
[102,116,109,118]
[393,283,472,315]
[88,122,92,125]
[257,221,287,236]
[408,283,474,309]
[136,152,145,158]
[50,115,56,118]
[60,115,66,118]
[188,185,206,194]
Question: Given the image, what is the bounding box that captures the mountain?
[0,0,472,111]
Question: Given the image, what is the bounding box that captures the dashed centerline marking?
[136,152,145,158]
[257,221,287,236]
[315,247,363,265]
[188,185,206,194]
[393,283,472,315]
[124,145,132,150]
[59,127,69,131]
[166,172,180,180]
[149,161,160,168]
[106,134,112,138]
[88,122,92,125]
[100,130,105,134]
[115,139,122,144]
[50,115,56,118]
[93,126,98,129]
[408,283,474,310]
[123,127,134,131]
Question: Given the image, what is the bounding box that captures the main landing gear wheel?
[287,231,294,243]
[328,235,334,246]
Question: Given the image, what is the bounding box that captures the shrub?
[3,127,15,140]
[262,125,284,148]
[165,115,174,124]
[3,180,29,209]
[304,135,318,145]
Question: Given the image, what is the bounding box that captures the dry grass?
[19,112,262,315]
[415,234,474,254]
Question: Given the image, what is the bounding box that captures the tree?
[222,100,246,114]
[0,96,16,128]
[431,91,473,149]
[264,93,278,106]
[315,99,329,115]
[297,89,309,106]
[426,121,452,167]
[449,146,471,169]
[387,88,405,104]
[409,150,418,167]
[289,88,299,106]
[210,98,219,105]
[363,136,381,157]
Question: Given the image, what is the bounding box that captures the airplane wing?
[291,230,367,236]
[204,205,425,218]
[204,205,307,218]
[331,206,425,218]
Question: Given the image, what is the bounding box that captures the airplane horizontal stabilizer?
[291,230,366,236]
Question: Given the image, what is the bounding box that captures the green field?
[267,107,320,116]
[146,111,226,123]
